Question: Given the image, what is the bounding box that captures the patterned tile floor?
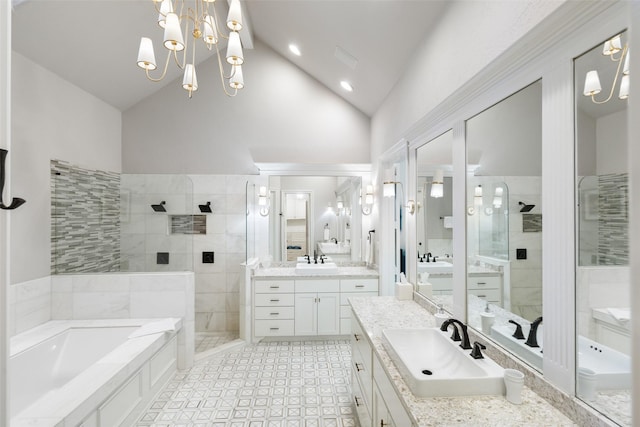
[195,332,240,354]
[136,339,359,427]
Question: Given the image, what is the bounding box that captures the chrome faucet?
[525,316,543,348]
[440,318,472,350]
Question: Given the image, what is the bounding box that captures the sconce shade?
[474,185,483,206]
[619,74,629,99]
[365,194,374,205]
[182,64,198,92]
[203,15,218,45]
[583,70,602,96]
[137,37,157,70]
[230,65,244,89]
[258,186,267,197]
[227,0,243,31]
[493,187,503,208]
[603,35,622,56]
[157,0,173,28]
[430,170,444,198]
[383,182,395,198]
[163,13,185,51]
[226,31,244,65]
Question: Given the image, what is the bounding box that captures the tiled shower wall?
[51,160,120,273]
[597,173,628,265]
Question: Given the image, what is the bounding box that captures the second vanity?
[251,266,379,341]
[350,296,575,426]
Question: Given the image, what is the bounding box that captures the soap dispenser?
[323,223,330,241]
[480,302,495,334]
[434,304,448,328]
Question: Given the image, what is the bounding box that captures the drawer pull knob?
[270,327,279,331]
[270,285,280,289]
[355,285,364,288]
[355,362,364,372]
[355,396,362,407]
[270,312,279,316]
[381,420,389,427]
[477,294,487,298]
[270,299,280,302]
[477,282,487,285]
[354,333,361,341]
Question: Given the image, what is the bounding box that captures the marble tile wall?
[597,173,628,265]
[51,160,120,273]
[9,276,52,336]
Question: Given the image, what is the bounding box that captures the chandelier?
[136,0,245,98]
[583,33,630,104]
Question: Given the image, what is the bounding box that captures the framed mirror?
[268,175,364,263]
[415,130,453,312]
[465,80,543,371]
[575,30,630,424]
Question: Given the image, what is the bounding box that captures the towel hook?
[0,149,26,210]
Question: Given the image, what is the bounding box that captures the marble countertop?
[349,296,576,426]
[253,266,379,279]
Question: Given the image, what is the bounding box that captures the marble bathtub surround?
[413,292,619,426]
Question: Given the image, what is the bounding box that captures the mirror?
[466,80,543,371]
[268,176,363,263]
[575,31,630,424]
[415,130,454,312]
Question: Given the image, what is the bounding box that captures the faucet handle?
[470,341,486,359]
[508,320,525,340]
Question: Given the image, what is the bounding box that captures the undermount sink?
[491,324,543,370]
[381,328,505,398]
[295,262,339,275]
[417,261,453,274]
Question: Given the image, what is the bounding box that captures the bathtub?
[10,318,181,427]
[578,335,631,390]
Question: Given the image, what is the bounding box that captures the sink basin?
[317,242,350,254]
[417,261,453,274]
[295,262,339,275]
[381,328,505,397]
[491,324,543,370]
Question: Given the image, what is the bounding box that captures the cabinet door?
[294,293,317,335]
[373,382,395,427]
[316,293,340,335]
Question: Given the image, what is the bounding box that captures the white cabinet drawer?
[341,292,378,306]
[254,293,295,306]
[468,288,501,302]
[255,306,295,319]
[467,276,501,289]
[254,320,295,336]
[295,279,340,293]
[352,364,372,424]
[255,280,294,293]
[340,278,378,292]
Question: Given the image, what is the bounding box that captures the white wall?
[596,109,627,174]
[10,53,122,284]
[122,39,371,175]
[371,1,562,163]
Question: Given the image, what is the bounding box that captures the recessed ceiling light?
[288,44,301,56]
[340,81,353,92]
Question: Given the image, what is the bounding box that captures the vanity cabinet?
[350,309,413,427]
[253,276,378,340]
[294,279,340,335]
[467,274,502,305]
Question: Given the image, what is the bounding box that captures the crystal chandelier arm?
[590,45,628,104]
[145,49,174,82]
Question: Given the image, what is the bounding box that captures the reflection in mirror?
[415,130,453,312]
[575,31,630,425]
[466,80,543,371]
[268,176,362,263]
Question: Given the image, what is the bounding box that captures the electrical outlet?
[157,252,170,264]
[516,248,527,260]
[202,251,214,263]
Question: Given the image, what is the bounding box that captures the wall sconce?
[361,185,373,215]
[383,180,416,215]
[493,187,503,208]
[258,186,270,216]
[336,195,344,210]
[474,185,483,207]
[583,33,630,103]
[430,170,444,198]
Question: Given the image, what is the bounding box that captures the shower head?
[151,201,166,212]
[199,201,212,213]
[518,201,535,212]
